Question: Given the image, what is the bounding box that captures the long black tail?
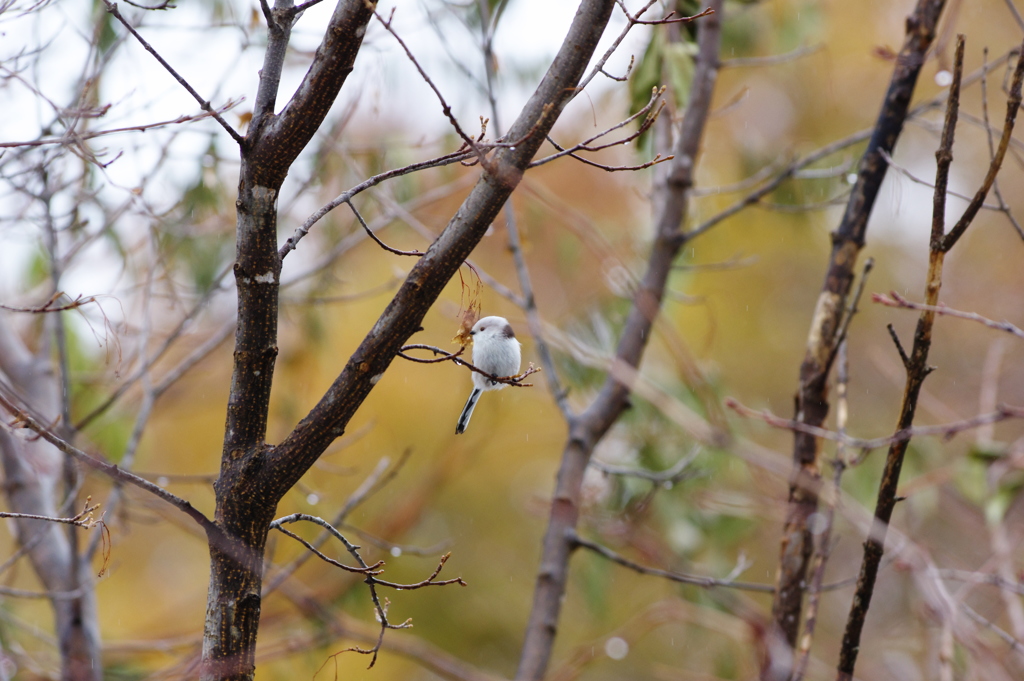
[456,388,482,434]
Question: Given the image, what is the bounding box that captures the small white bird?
[456,316,522,434]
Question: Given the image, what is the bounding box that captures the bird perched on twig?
[456,316,521,434]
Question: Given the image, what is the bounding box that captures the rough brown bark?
[765,3,946,677]
[200,2,379,678]
[200,1,618,678]
[836,34,1024,681]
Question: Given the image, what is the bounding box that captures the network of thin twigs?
[269,513,465,668]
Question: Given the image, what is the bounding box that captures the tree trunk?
[0,320,101,681]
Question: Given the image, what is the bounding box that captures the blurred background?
[1,0,1024,679]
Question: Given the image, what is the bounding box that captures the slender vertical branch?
[475,0,572,418]
[516,3,722,678]
[836,35,1024,681]
[250,0,296,128]
[202,2,379,678]
[940,37,1024,252]
[766,3,946,675]
[0,167,104,681]
[791,342,849,681]
[979,47,1024,241]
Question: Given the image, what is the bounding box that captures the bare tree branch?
[571,531,773,593]
[727,399,1024,453]
[837,35,1024,681]
[0,102,240,150]
[270,513,465,667]
[765,4,948,674]
[0,500,101,529]
[0,385,215,533]
[874,291,1024,340]
[101,1,245,145]
[517,3,723,678]
[201,1,618,677]
[940,36,1024,252]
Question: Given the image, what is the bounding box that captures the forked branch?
[102,1,245,145]
[836,35,1024,681]
[0,386,215,534]
[516,3,723,679]
[766,3,948,673]
[270,513,465,668]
